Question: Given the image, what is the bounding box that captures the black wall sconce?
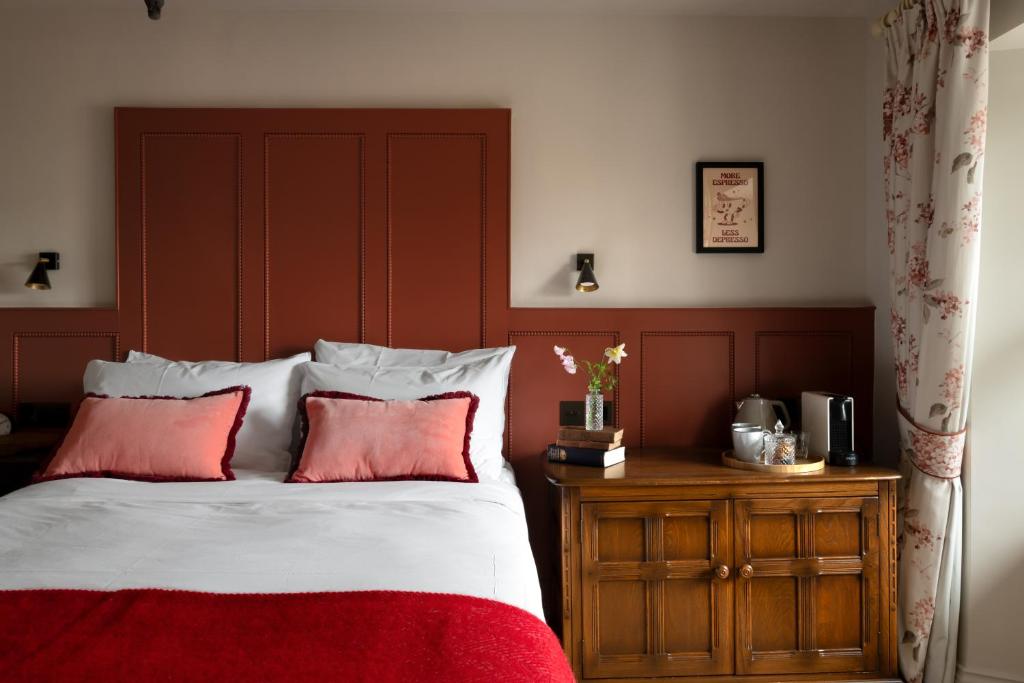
[25,252,59,291]
[144,0,164,20]
[575,253,598,293]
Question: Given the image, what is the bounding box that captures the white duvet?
[0,467,544,621]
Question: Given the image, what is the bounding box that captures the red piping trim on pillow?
[287,390,480,484]
[32,386,251,484]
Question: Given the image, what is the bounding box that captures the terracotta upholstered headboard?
[0,108,873,619]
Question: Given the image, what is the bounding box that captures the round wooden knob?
[714,564,730,579]
[739,564,754,579]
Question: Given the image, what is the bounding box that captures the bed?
[0,337,572,681]
[0,467,539,607]
[0,464,570,681]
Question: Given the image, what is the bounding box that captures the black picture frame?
[695,161,765,253]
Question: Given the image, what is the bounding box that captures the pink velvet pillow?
[35,386,250,483]
[288,391,479,483]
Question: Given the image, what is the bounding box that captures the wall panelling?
[387,134,488,351]
[141,133,242,361]
[264,133,365,358]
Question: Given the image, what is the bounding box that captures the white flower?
[604,343,628,365]
[553,345,566,358]
[561,355,577,374]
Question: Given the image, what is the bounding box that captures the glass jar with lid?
[763,420,796,465]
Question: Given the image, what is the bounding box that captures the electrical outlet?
[558,400,614,427]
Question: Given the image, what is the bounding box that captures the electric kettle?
[734,394,791,431]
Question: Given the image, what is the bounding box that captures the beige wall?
[959,47,1024,683]
[0,6,870,309]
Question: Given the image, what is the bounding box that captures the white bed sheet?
[0,464,544,621]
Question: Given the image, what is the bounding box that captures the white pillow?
[85,352,311,472]
[314,340,513,369]
[300,353,514,481]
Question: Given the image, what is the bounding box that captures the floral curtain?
[883,2,988,682]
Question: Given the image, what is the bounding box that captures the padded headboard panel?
[0,107,874,623]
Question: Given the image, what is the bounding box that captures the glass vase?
[584,390,604,431]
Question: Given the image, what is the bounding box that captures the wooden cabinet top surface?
[545,447,900,488]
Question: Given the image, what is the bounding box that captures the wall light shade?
[145,0,164,20]
[25,260,51,291]
[575,253,598,293]
[25,252,59,291]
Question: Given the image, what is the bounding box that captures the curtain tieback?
[897,409,965,478]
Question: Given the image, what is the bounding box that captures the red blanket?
[0,589,574,682]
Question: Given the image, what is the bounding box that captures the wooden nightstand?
[546,447,900,682]
[0,429,62,495]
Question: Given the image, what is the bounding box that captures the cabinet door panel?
[749,576,799,652]
[815,574,864,650]
[582,500,732,678]
[814,510,863,556]
[598,580,648,655]
[735,497,880,676]
[596,517,646,562]
[749,512,798,559]
[662,579,712,653]
[663,514,711,561]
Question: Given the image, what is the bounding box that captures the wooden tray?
[721,450,825,474]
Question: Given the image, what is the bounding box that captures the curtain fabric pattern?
[883,2,988,682]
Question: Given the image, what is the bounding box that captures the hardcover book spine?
[554,438,621,451]
[557,427,623,443]
[546,444,622,467]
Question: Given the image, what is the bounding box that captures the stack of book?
[546,426,625,468]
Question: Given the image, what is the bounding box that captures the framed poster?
[696,161,764,253]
